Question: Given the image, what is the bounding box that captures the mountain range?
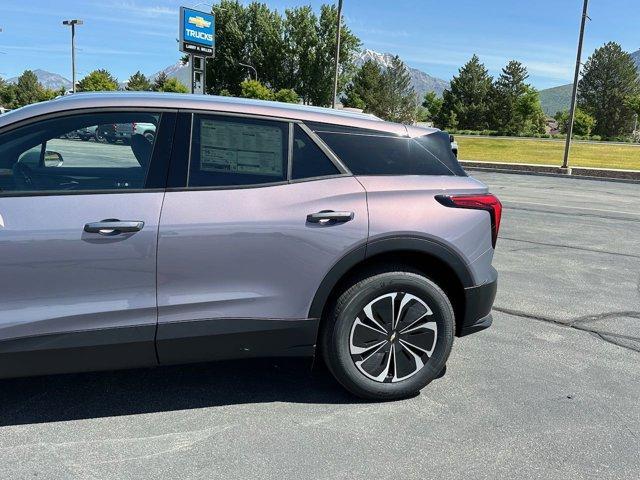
[6,69,72,90]
[539,48,640,116]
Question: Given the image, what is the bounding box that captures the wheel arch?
[309,235,474,337]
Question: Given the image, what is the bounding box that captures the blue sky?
[1,0,639,89]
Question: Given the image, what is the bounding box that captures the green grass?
[457,136,640,171]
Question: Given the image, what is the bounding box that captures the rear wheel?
[321,270,455,400]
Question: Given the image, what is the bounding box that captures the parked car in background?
[0,92,499,400]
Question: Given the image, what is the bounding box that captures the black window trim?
[165,110,353,192]
[0,107,177,198]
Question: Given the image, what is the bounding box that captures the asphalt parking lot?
[1,170,639,479]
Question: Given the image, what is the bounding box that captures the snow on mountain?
[151,61,191,87]
[355,49,450,98]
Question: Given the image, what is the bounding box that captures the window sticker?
[199,119,283,176]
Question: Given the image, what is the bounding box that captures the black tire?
[321,270,455,401]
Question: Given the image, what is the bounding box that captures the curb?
[459,160,640,184]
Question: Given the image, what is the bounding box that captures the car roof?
[0,92,439,138]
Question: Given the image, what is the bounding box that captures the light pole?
[239,62,257,81]
[561,0,589,171]
[331,0,343,108]
[62,19,83,93]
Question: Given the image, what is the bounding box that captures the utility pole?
[63,19,83,93]
[331,0,343,108]
[561,0,589,171]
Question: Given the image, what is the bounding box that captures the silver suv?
[0,93,499,400]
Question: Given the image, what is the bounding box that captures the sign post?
[179,6,215,94]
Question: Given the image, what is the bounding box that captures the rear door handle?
[306,210,354,224]
[84,220,144,236]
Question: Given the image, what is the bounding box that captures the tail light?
[436,194,502,248]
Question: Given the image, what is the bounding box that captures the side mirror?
[449,134,455,143]
[44,151,64,168]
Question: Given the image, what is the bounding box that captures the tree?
[490,60,529,133]
[238,80,300,103]
[341,59,383,110]
[306,4,360,106]
[13,71,44,107]
[514,86,546,135]
[436,55,493,130]
[240,79,274,100]
[376,55,417,124]
[244,2,287,90]
[206,1,361,105]
[152,72,169,92]
[208,0,255,96]
[626,94,640,127]
[77,69,118,92]
[158,78,189,93]
[283,6,319,104]
[578,42,640,138]
[421,91,443,122]
[554,107,596,136]
[273,88,300,104]
[126,71,151,91]
[0,77,17,109]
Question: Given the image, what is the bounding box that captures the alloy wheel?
[349,292,437,383]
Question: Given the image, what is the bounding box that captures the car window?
[314,130,462,176]
[0,112,160,194]
[291,125,340,180]
[188,114,288,187]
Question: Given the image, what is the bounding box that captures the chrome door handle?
[306,210,354,224]
[84,220,144,235]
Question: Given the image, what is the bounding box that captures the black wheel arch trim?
[308,234,475,319]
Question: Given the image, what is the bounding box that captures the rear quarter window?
[313,129,465,176]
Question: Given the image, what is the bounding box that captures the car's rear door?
[0,109,175,378]
[156,113,368,364]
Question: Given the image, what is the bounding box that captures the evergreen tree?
[341,60,383,110]
[578,42,640,138]
[421,91,443,122]
[490,60,529,133]
[13,70,46,107]
[152,72,169,92]
[126,71,151,91]
[436,55,493,130]
[77,69,119,92]
[377,55,417,124]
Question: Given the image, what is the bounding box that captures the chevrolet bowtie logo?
[188,16,212,29]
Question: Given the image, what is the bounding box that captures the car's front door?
[0,110,175,378]
[156,113,368,363]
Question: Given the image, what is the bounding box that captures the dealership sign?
[179,6,215,56]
